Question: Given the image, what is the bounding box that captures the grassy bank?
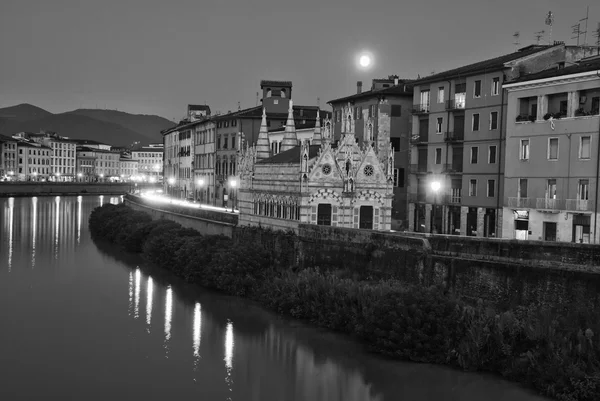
[90,203,600,401]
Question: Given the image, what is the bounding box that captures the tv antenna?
[572,23,582,45]
[513,31,521,49]
[545,11,554,44]
[534,30,545,45]
[593,22,600,55]
[237,101,241,111]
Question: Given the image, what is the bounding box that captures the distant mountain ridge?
[0,103,175,147]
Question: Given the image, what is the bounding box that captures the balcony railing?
[408,193,427,203]
[410,134,428,144]
[536,198,564,210]
[441,194,462,204]
[409,164,428,174]
[507,197,535,208]
[566,199,593,211]
[444,131,464,142]
[445,99,466,111]
[411,103,430,114]
[442,163,463,173]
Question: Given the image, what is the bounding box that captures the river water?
[0,196,549,401]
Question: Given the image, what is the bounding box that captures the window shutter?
[353,207,359,228]
[374,208,380,230]
[311,206,317,223]
[332,206,338,226]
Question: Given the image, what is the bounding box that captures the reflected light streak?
[164,286,173,356]
[134,268,141,319]
[54,196,60,259]
[77,196,82,244]
[193,303,202,359]
[32,197,37,268]
[128,271,133,317]
[110,196,119,205]
[99,195,104,206]
[146,276,153,330]
[224,320,234,395]
[7,197,14,271]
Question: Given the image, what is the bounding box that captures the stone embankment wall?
[0,182,137,197]
[122,195,600,309]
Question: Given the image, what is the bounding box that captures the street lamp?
[56,171,61,182]
[430,181,441,234]
[197,178,205,203]
[168,177,175,197]
[229,178,237,212]
[32,171,38,181]
[77,172,82,182]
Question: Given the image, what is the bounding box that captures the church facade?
[237,99,395,232]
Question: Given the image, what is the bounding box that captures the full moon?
[359,55,371,68]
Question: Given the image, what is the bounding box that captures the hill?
[0,103,52,121]
[67,109,174,142]
[0,113,149,147]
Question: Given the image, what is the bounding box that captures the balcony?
[408,193,427,203]
[445,99,466,111]
[409,164,428,174]
[515,114,537,123]
[411,103,430,115]
[536,198,564,210]
[444,131,464,142]
[410,134,428,145]
[566,199,593,212]
[507,197,535,208]
[442,163,462,173]
[441,194,462,204]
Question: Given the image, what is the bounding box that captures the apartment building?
[502,55,600,243]
[76,147,97,181]
[0,134,17,179]
[192,119,216,203]
[328,76,413,229]
[408,42,586,237]
[13,131,77,181]
[131,146,163,178]
[15,139,52,181]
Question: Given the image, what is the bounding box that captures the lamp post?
[56,171,61,182]
[168,177,175,198]
[229,178,237,212]
[77,172,82,182]
[32,171,38,182]
[430,181,441,234]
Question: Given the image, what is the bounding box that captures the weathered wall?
[124,195,236,237]
[0,182,133,197]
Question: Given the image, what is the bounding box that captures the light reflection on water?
[0,196,549,401]
[31,197,37,268]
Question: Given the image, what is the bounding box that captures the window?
[579,179,589,200]
[317,204,332,226]
[548,138,558,160]
[470,147,478,164]
[487,180,495,197]
[474,80,481,98]
[518,178,528,198]
[390,137,401,151]
[488,145,497,164]
[491,77,500,95]
[217,136,221,149]
[469,179,477,196]
[520,139,529,160]
[231,136,236,150]
[437,87,445,103]
[354,107,359,119]
[435,148,442,164]
[472,114,480,131]
[420,90,430,111]
[546,179,557,199]
[232,120,237,127]
[393,168,404,187]
[436,117,443,133]
[390,105,402,117]
[580,136,591,159]
[490,111,498,130]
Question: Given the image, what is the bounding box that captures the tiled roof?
[260,80,293,88]
[257,145,321,164]
[412,45,557,84]
[506,56,600,84]
[268,122,318,133]
[0,134,16,142]
[188,105,211,111]
[71,138,109,146]
[215,105,331,120]
[328,82,414,104]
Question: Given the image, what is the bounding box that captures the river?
[0,195,549,401]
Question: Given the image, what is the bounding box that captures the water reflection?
[54,196,60,259]
[164,286,173,356]
[6,197,14,271]
[225,320,234,399]
[128,271,133,317]
[146,277,153,331]
[77,196,82,245]
[134,268,141,319]
[31,197,37,268]
[99,195,104,206]
[193,303,202,374]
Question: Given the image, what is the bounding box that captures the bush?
[89,203,600,401]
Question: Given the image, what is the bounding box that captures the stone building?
[501,54,600,243]
[0,134,17,179]
[237,101,394,231]
[407,42,587,237]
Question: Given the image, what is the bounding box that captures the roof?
[412,44,558,85]
[188,105,211,111]
[0,134,17,143]
[71,138,109,146]
[505,55,600,85]
[213,105,331,121]
[257,145,321,164]
[260,80,292,88]
[328,82,414,104]
[76,145,117,154]
[133,147,163,152]
[268,122,318,133]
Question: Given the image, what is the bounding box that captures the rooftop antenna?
[513,31,521,49]
[534,30,545,45]
[545,11,554,44]
[572,22,582,45]
[238,101,241,111]
[593,22,600,55]
[581,6,589,49]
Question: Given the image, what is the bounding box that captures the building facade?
[0,134,17,179]
[237,102,394,231]
[193,119,216,204]
[328,76,413,229]
[502,55,600,243]
[15,139,52,181]
[14,131,77,181]
[408,43,586,237]
[76,147,97,181]
[131,146,163,179]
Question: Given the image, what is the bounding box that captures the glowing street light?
[356,51,374,70]
[168,177,175,185]
[431,181,441,192]
[430,181,441,234]
[229,178,237,212]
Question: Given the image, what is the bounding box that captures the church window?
[321,163,332,175]
[364,165,374,176]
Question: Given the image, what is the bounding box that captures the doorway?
[543,222,557,241]
[359,206,373,229]
[317,204,332,226]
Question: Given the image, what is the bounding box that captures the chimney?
[394,77,399,86]
[357,81,363,94]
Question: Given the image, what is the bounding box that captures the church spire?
[280,99,298,152]
[312,109,322,146]
[255,108,270,160]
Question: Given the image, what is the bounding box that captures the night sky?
[1,0,598,121]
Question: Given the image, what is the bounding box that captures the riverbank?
[89,203,600,401]
[0,182,151,197]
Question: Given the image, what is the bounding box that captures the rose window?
[321,164,332,175]
[363,165,374,176]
